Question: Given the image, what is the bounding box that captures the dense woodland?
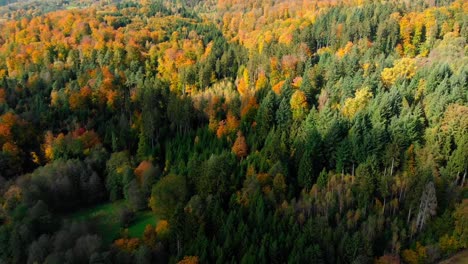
[0,0,467,263]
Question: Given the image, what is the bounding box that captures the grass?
[69,201,158,244]
[128,211,158,237]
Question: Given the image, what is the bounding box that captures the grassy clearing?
[69,201,158,244]
[128,211,158,237]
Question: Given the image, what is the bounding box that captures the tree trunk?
[416,196,424,230]
[382,197,386,215]
[177,235,181,256]
[462,169,466,187]
[390,158,394,176]
[407,206,412,224]
[399,187,403,202]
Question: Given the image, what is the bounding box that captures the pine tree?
[276,98,292,131]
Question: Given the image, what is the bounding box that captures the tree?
[142,165,161,197]
[149,174,187,218]
[138,82,164,155]
[232,131,248,159]
[178,256,199,264]
[126,180,146,211]
[106,151,133,201]
[255,91,276,140]
[375,17,399,54]
[196,152,235,199]
[167,94,192,134]
[155,219,170,241]
[453,199,468,248]
[134,160,153,184]
[118,206,136,227]
[381,58,417,87]
[276,98,292,131]
[298,149,314,190]
[355,158,378,208]
[401,242,427,264]
[72,235,102,263]
[135,245,152,264]
[295,112,322,189]
[22,159,104,211]
[342,87,372,118]
[416,182,437,232]
[27,234,50,264]
[290,90,309,121]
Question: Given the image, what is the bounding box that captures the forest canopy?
[0,0,467,263]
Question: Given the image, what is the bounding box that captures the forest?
[0,0,466,263]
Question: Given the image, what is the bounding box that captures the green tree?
[276,98,292,132]
[149,174,187,218]
[106,151,133,201]
[255,91,276,141]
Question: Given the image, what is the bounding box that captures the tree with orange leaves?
[240,94,258,117]
[0,89,5,105]
[134,160,153,184]
[178,256,199,264]
[232,131,248,159]
[143,224,157,248]
[114,237,140,252]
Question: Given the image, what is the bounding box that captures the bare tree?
[416,182,437,232]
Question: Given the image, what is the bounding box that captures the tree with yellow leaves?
[336,41,354,58]
[155,219,170,241]
[342,87,373,118]
[290,90,308,120]
[453,199,468,249]
[401,242,427,264]
[381,58,417,86]
[237,68,250,96]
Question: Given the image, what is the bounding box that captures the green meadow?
[70,201,158,244]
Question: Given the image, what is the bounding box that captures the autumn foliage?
[0,0,466,263]
[178,256,199,264]
[114,237,140,252]
[232,131,248,159]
